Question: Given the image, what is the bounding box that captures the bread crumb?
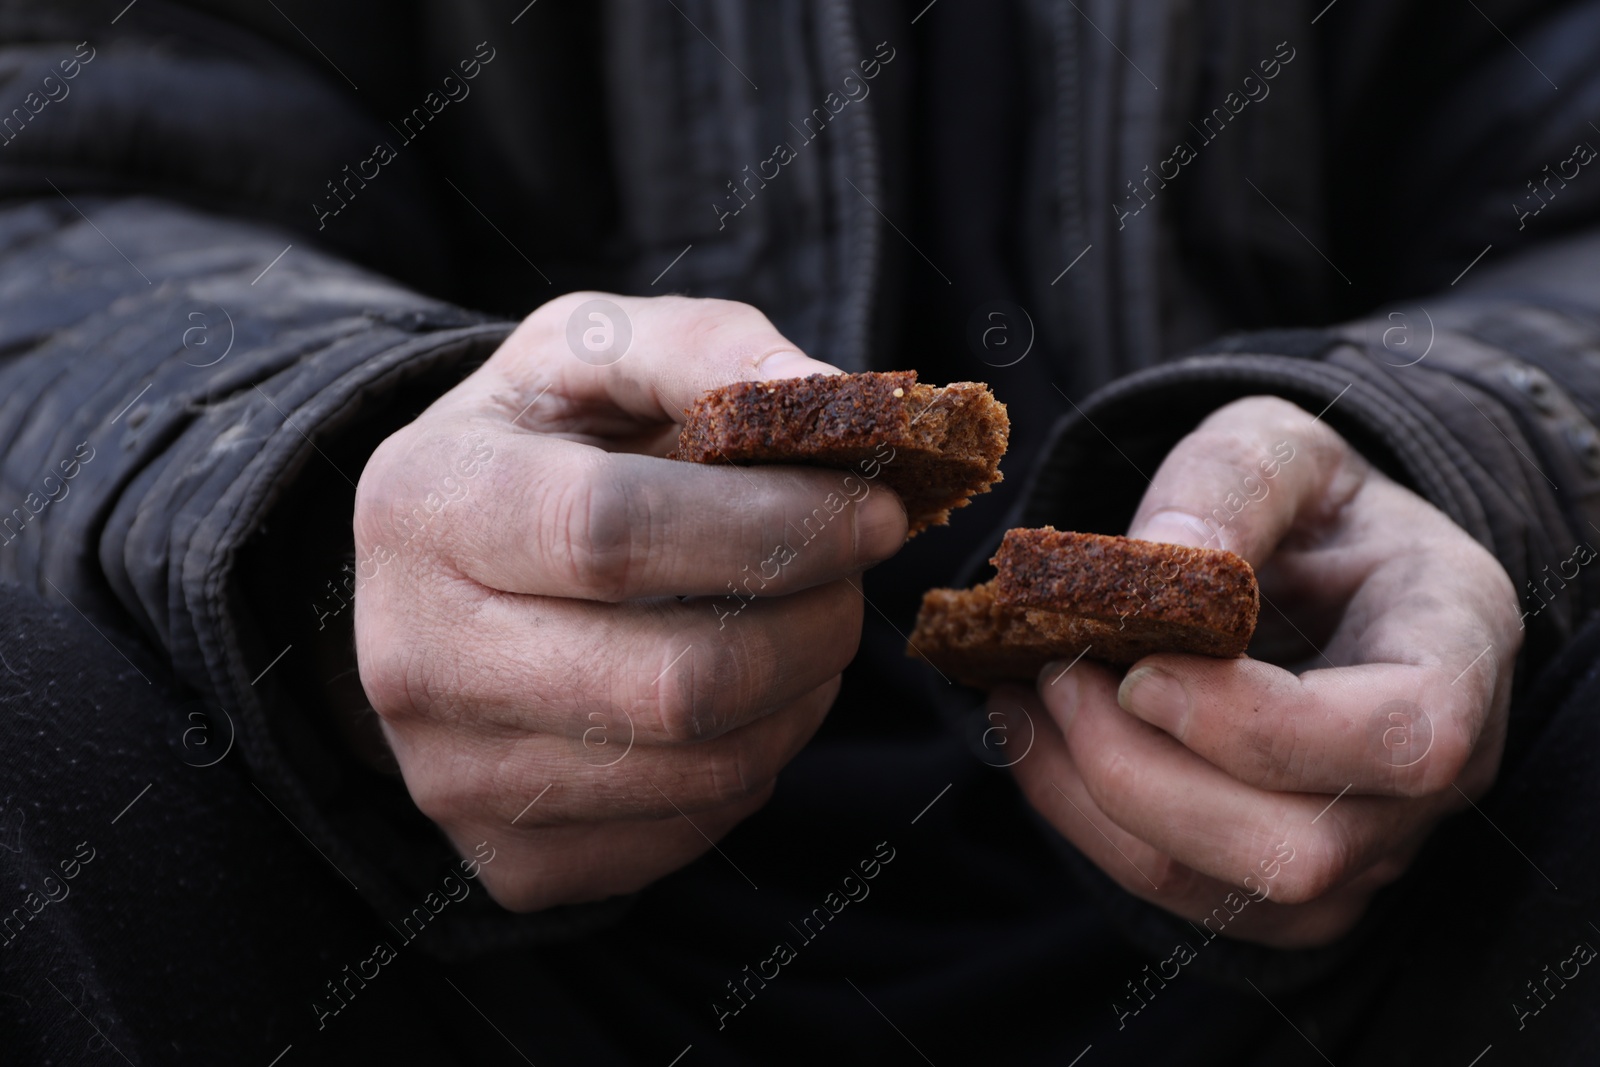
[892,387,904,398]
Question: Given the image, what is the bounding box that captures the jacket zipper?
[1052,0,1090,384]
[821,0,881,371]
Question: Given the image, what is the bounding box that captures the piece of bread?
[992,528,1259,650]
[907,528,1259,685]
[672,370,1009,535]
[906,581,1122,688]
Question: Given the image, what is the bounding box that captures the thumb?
[1126,395,1353,566]
[449,293,842,430]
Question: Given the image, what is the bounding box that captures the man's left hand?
[994,395,1522,948]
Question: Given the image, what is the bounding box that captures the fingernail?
[1119,666,1190,738]
[1134,509,1218,550]
[1038,661,1080,732]
[757,350,840,380]
[853,488,907,562]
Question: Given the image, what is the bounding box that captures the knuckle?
[354,434,418,550]
[551,458,639,600]
[646,635,773,743]
[1197,394,1345,468]
[683,296,759,334]
[357,637,425,723]
[702,746,762,808]
[1273,832,1350,905]
[1241,714,1308,786]
[353,435,399,522]
[673,298,788,367]
[1082,749,1140,816]
[683,310,738,357]
[645,648,710,743]
[359,629,479,730]
[1181,424,1266,477]
[406,764,471,829]
[528,289,608,332]
[1217,394,1308,425]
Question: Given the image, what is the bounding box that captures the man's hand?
[994,395,1522,947]
[353,293,906,911]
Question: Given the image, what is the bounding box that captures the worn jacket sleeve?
[0,11,626,954]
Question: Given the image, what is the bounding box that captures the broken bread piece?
[906,528,1259,686]
[906,581,1123,688]
[672,370,1009,536]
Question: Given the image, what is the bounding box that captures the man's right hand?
[352,293,907,911]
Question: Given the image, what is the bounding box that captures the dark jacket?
[2,0,1599,971]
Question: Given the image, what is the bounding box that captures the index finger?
[1118,655,1487,798]
[415,431,908,599]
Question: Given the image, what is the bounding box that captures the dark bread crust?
[672,370,1009,535]
[992,528,1258,645]
[906,529,1259,686]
